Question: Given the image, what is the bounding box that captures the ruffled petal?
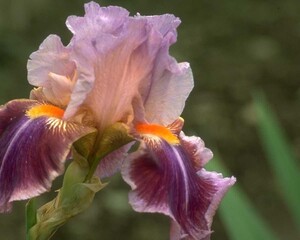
[0,100,94,212]
[27,35,76,107]
[179,132,213,170]
[64,3,170,128]
[66,2,129,38]
[137,14,180,41]
[28,1,194,130]
[63,2,143,122]
[122,132,235,240]
[142,60,193,126]
[133,15,193,125]
[64,17,149,127]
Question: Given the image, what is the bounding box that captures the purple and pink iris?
[0,2,235,239]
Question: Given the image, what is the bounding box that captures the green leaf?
[253,91,300,227]
[207,156,280,240]
[25,198,37,240]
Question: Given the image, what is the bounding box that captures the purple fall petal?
[122,135,235,240]
[0,100,94,212]
[0,99,35,135]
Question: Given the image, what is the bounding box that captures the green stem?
[26,198,37,240]
[27,158,104,240]
[85,133,103,181]
[26,122,133,239]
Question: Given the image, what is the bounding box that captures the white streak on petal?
[171,146,190,211]
[0,119,32,171]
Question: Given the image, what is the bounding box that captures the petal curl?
[27,35,76,107]
[179,132,213,170]
[122,134,235,240]
[0,100,94,212]
[66,2,129,37]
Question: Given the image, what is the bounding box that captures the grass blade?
[253,91,300,227]
[207,156,280,240]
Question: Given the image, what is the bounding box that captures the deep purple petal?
[122,137,235,240]
[0,100,94,212]
[0,99,36,135]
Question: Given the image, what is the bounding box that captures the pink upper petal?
[27,35,76,107]
[27,2,193,128]
[142,62,193,125]
[66,2,129,37]
[135,14,193,125]
[64,16,151,128]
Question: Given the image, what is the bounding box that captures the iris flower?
[0,2,235,239]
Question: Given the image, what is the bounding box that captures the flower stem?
[25,198,37,240]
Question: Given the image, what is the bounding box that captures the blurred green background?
[0,0,299,239]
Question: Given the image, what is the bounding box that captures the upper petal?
[27,35,76,107]
[0,100,95,212]
[64,3,180,127]
[66,2,129,37]
[64,16,150,127]
[28,2,193,130]
[142,62,193,125]
[132,15,193,125]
